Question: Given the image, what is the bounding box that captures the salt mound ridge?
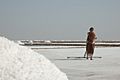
[0,36,68,80]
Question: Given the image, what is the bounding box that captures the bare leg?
[90,54,93,60]
[90,56,92,60]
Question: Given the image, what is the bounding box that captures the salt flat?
[34,47,120,80]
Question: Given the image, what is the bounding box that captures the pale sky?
[0,0,120,40]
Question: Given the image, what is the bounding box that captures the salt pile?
[0,36,68,80]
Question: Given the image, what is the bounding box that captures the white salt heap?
[0,36,68,80]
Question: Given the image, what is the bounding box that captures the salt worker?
[85,27,97,60]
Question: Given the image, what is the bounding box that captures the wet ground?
[32,47,120,80]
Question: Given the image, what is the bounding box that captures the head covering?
[89,27,94,32]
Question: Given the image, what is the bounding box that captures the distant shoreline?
[17,40,120,47]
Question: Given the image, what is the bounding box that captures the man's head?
[89,27,94,32]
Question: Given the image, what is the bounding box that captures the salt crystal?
[0,36,68,80]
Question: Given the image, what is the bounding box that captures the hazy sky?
[0,0,120,40]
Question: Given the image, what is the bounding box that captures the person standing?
[85,27,97,60]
